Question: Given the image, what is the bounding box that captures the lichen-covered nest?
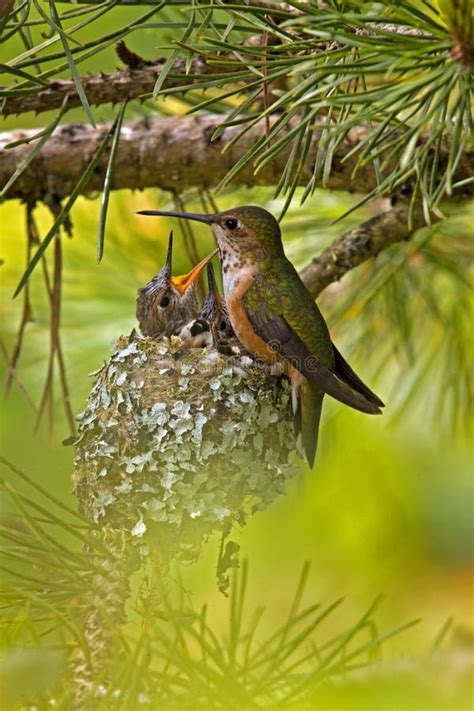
[73,334,299,564]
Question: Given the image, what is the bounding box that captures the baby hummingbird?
[136,231,217,338]
[179,262,238,351]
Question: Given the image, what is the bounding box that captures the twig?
[4,205,35,393]
[31,204,76,437]
[0,49,230,118]
[34,234,58,437]
[0,336,37,413]
[56,337,76,437]
[204,188,220,214]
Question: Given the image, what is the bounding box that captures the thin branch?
[0,18,437,120]
[4,206,35,393]
[0,46,236,118]
[28,204,76,437]
[301,200,428,298]
[1,115,472,203]
[0,336,38,413]
[34,232,58,437]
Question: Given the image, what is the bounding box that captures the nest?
[73,334,299,567]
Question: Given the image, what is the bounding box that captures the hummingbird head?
[137,232,179,336]
[137,206,283,261]
[136,231,217,337]
[209,206,282,259]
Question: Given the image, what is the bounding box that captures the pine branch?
[1,115,473,203]
[301,199,427,298]
[0,19,436,119]
[0,51,234,118]
[2,3,470,215]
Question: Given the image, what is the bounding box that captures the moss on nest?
[73,334,299,565]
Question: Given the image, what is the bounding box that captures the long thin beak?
[137,210,214,225]
[163,230,173,277]
[171,248,219,294]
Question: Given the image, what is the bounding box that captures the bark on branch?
[302,200,426,297]
[1,115,473,203]
[0,55,233,118]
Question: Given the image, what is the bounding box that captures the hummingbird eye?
[159,295,170,308]
[224,218,238,230]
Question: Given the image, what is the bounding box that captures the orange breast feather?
[226,276,276,364]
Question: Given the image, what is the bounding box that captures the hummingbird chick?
[201,262,236,346]
[136,231,216,338]
[138,206,385,469]
[179,262,239,353]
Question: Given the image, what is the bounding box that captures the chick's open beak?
[171,249,218,294]
[163,231,174,278]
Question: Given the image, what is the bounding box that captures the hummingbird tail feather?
[332,345,384,408]
[300,382,323,469]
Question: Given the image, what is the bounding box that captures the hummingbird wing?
[242,284,383,415]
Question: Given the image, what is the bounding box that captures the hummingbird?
[136,231,217,338]
[201,262,235,343]
[137,206,384,467]
[178,262,238,351]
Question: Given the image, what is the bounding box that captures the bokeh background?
[0,3,473,709]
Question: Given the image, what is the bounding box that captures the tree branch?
[1,115,473,203]
[301,200,426,297]
[0,54,234,118]
[0,15,435,120]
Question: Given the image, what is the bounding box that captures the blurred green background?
[1,2,473,708]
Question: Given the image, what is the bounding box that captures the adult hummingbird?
[136,231,217,338]
[137,207,384,467]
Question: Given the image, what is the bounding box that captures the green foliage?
[174,0,472,219]
[2,453,471,709]
[0,456,423,708]
[0,1,472,349]
[97,99,128,262]
[315,202,474,434]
